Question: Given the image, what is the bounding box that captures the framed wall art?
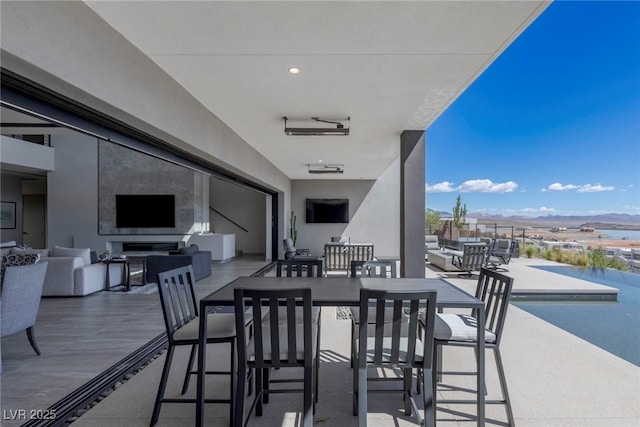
[1,202,16,229]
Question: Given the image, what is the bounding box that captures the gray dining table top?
[200,276,482,309]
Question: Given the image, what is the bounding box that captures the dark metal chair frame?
[349,259,397,279]
[353,289,437,427]
[282,238,311,260]
[276,259,323,277]
[234,287,317,427]
[272,259,322,405]
[348,260,398,367]
[485,240,519,271]
[151,265,236,426]
[433,267,515,426]
[452,243,488,277]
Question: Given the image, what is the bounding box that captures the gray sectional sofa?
[7,246,123,296]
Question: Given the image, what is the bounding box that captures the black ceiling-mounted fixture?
[284,116,350,136]
[308,164,344,174]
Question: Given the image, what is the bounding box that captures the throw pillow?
[10,247,50,257]
[51,246,92,265]
[1,253,40,285]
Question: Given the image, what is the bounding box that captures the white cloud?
[520,206,556,213]
[426,179,518,194]
[425,181,456,193]
[577,184,615,193]
[543,182,578,192]
[543,182,615,193]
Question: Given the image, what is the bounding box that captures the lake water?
[513,265,640,366]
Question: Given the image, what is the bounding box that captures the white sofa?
[10,247,123,296]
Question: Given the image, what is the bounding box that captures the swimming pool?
[513,266,640,366]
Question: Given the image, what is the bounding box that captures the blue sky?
[426,0,640,217]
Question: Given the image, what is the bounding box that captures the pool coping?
[511,288,619,302]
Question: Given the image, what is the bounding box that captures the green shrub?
[524,245,537,258]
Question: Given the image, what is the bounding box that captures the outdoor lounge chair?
[283,238,313,260]
[451,243,488,277]
[486,240,518,271]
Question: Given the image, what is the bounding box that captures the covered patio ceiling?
[85,1,549,180]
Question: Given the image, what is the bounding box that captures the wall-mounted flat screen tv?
[305,198,349,223]
[116,194,175,228]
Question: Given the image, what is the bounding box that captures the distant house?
[550,227,568,232]
[580,227,595,232]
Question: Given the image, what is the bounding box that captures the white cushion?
[434,313,496,343]
[51,246,91,265]
[261,306,321,325]
[0,241,17,248]
[248,322,318,362]
[349,306,408,325]
[172,313,236,342]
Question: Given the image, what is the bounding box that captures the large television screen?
[305,198,349,223]
[115,194,175,228]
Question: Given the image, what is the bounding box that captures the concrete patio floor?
[1,256,639,426]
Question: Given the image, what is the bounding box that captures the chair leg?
[435,343,442,382]
[181,344,197,394]
[422,367,435,427]
[315,313,321,404]
[352,356,359,416]
[403,368,412,416]
[234,361,246,427]
[229,339,236,427]
[151,346,175,426]
[256,368,264,416]
[262,368,270,404]
[358,366,368,427]
[303,365,313,427]
[26,327,41,356]
[494,348,515,426]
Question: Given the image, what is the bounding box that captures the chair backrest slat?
[235,287,313,370]
[475,268,514,344]
[359,289,437,368]
[277,259,323,277]
[156,266,198,344]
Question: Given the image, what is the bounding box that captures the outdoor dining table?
[196,276,486,427]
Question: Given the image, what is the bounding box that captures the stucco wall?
[0,0,291,245]
[291,159,400,257]
[209,178,267,256]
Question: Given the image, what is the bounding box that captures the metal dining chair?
[276,258,323,277]
[432,267,515,426]
[349,260,399,367]
[233,287,317,427]
[264,259,321,404]
[353,288,437,427]
[151,265,236,426]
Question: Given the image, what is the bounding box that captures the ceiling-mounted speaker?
[284,117,350,136]
[308,164,344,174]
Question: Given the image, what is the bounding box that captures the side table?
[102,258,131,291]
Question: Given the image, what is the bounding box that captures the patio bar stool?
[151,265,236,426]
[431,267,515,426]
[353,288,437,427]
[233,287,318,427]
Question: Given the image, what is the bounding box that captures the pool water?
[513,266,640,366]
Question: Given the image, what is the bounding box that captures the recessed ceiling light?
[288,67,300,74]
[318,160,323,163]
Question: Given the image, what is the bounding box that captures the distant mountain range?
[429,210,640,229]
